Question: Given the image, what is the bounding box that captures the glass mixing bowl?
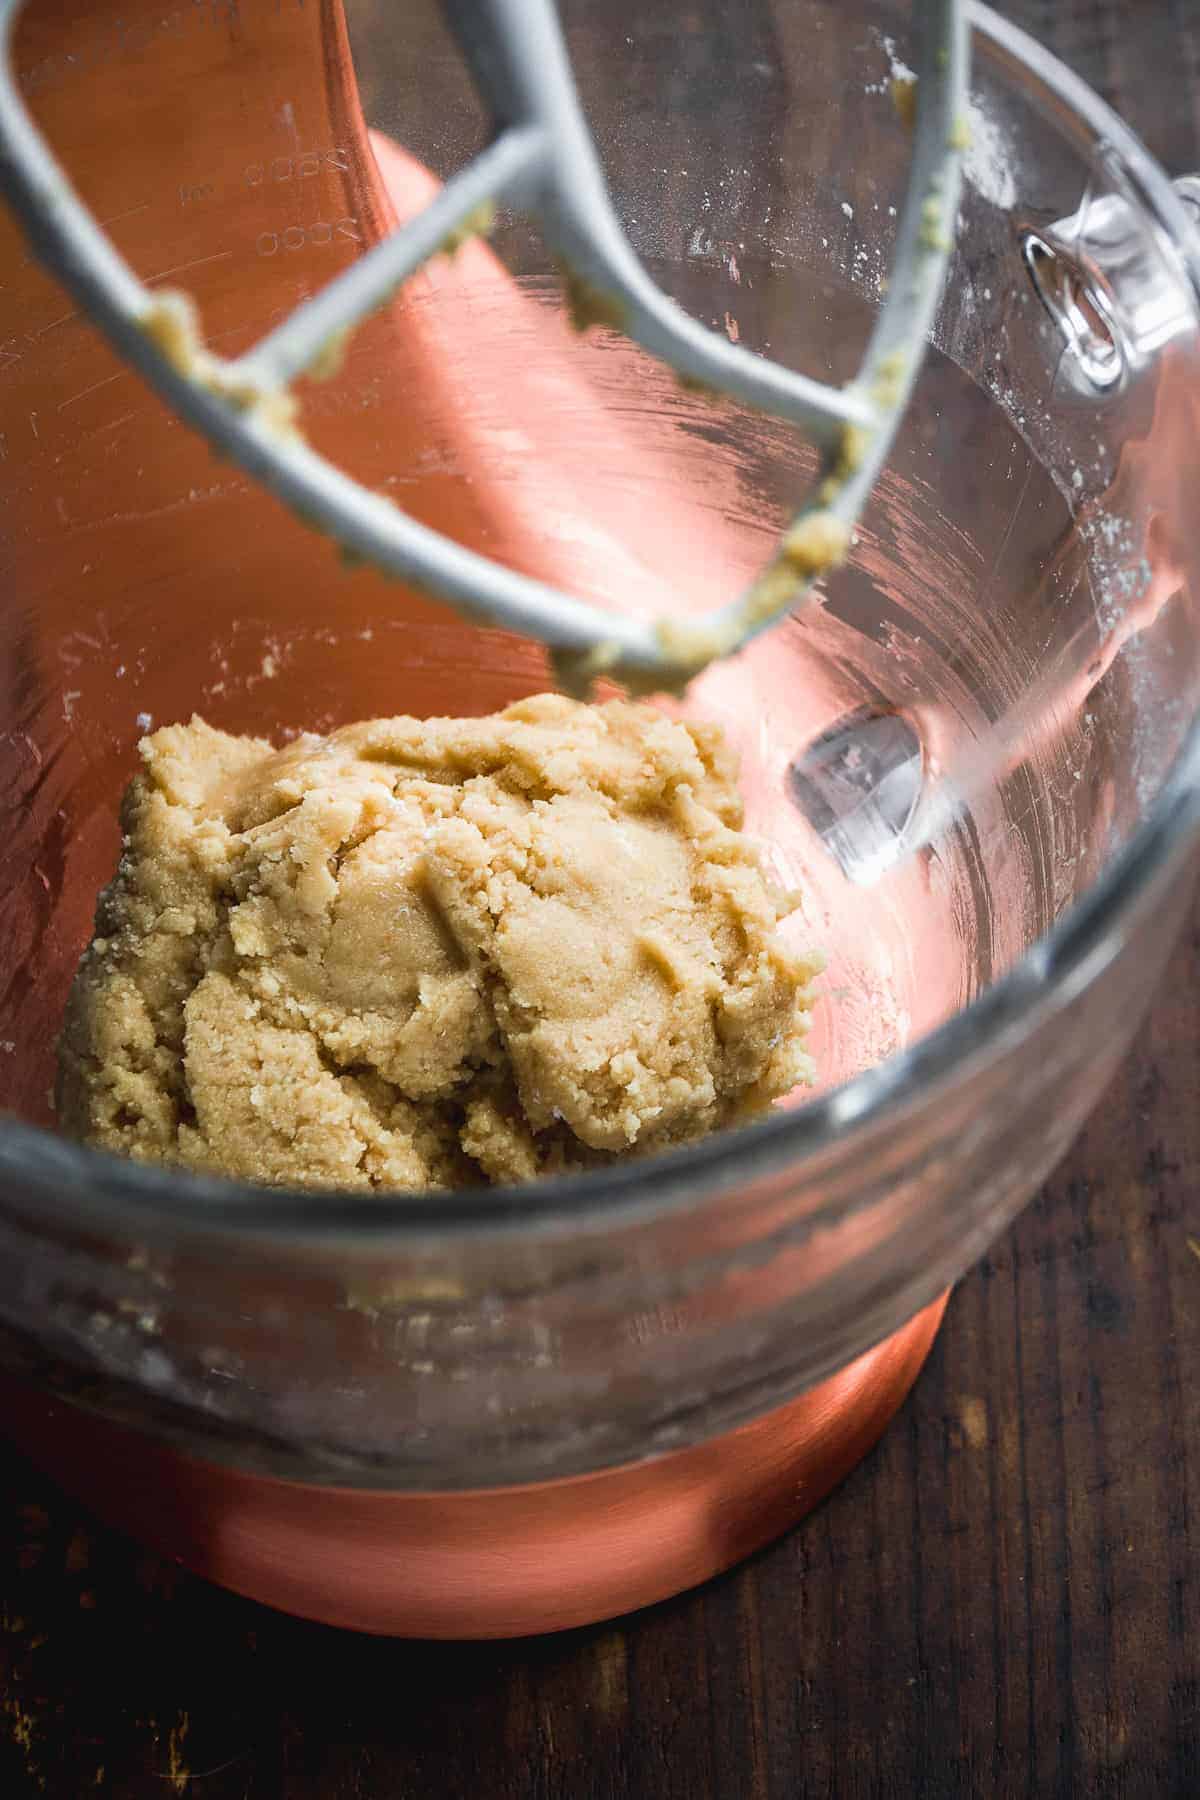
[0,0,1197,1634]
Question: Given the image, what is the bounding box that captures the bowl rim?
[4,0,1199,1248]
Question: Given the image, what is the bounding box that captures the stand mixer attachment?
[0,0,967,693]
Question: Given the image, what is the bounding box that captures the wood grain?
[1,2,1198,1795]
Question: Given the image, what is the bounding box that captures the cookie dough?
[57,696,821,1190]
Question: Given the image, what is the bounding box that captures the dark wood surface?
[3,3,1199,1795]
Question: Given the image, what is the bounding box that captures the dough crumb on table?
[56,696,822,1191]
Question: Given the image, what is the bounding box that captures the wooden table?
[2,3,1198,1794]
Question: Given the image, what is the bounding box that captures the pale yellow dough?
[57,696,821,1191]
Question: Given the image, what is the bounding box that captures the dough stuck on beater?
[56,697,821,1191]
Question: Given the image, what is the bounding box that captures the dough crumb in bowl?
[56,696,823,1191]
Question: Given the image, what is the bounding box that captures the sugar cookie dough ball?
[57,696,821,1190]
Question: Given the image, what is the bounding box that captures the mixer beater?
[0,0,967,691]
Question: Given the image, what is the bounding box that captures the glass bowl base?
[0,1295,947,1639]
